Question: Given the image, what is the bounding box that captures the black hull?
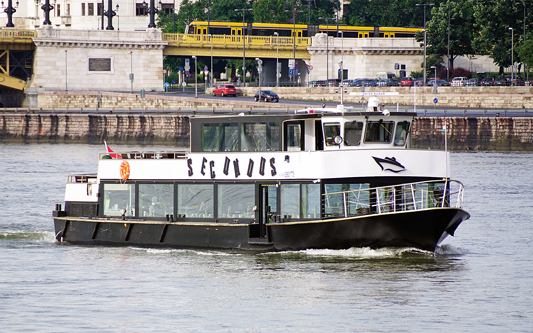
[53,208,469,253]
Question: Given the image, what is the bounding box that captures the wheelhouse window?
[217,184,255,218]
[139,184,174,218]
[344,121,363,146]
[324,122,340,146]
[102,183,136,217]
[178,184,214,218]
[285,122,303,151]
[364,121,394,143]
[394,121,410,146]
[202,123,239,152]
[241,122,280,152]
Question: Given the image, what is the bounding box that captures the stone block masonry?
[1,114,533,151]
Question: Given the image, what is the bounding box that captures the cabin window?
[344,121,363,146]
[202,123,239,152]
[324,183,370,217]
[324,122,340,146]
[139,184,174,218]
[102,183,136,217]
[394,121,410,146]
[217,184,255,218]
[302,184,321,218]
[280,183,321,220]
[281,184,300,219]
[364,121,394,143]
[241,122,281,151]
[178,184,214,218]
[285,122,303,151]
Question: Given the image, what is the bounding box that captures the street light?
[274,32,280,87]
[256,58,262,91]
[440,3,451,81]
[40,0,54,26]
[319,17,336,83]
[509,27,514,86]
[103,0,118,30]
[338,30,344,81]
[143,0,160,29]
[415,3,434,85]
[2,0,19,27]
[129,51,133,93]
[192,55,197,98]
[516,1,527,82]
[235,8,253,87]
[208,34,213,88]
[430,65,437,95]
[285,9,303,85]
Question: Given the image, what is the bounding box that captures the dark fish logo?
[372,156,406,173]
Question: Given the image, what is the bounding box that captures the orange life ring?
[119,160,130,181]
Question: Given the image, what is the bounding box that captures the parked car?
[308,80,326,87]
[400,77,414,86]
[349,79,367,87]
[427,79,450,86]
[212,84,237,97]
[326,78,341,86]
[505,75,525,86]
[495,78,508,86]
[364,79,377,87]
[480,77,495,86]
[254,90,279,102]
[466,78,479,86]
[377,78,400,86]
[451,77,468,87]
[414,78,425,86]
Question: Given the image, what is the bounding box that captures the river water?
[0,143,531,332]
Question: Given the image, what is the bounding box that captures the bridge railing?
[163,33,310,49]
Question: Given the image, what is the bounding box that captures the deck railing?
[162,33,310,49]
[323,180,465,218]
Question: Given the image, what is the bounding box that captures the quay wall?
[1,113,532,151]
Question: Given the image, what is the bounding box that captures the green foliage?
[517,38,533,69]
[344,0,427,27]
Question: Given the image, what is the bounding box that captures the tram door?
[231,28,242,42]
[258,184,278,238]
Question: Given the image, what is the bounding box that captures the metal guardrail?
[163,33,310,49]
[0,29,36,40]
[323,179,465,218]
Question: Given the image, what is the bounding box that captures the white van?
[451,77,468,87]
[376,72,396,86]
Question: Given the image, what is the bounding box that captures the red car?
[401,77,414,86]
[213,84,237,97]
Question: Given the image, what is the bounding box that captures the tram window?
[281,184,300,219]
[394,121,410,146]
[324,122,340,146]
[139,184,174,218]
[364,121,394,143]
[178,184,214,218]
[302,184,320,218]
[241,122,281,152]
[285,122,303,151]
[201,123,239,152]
[344,121,363,146]
[217,184,255,218]
[102,183,136,217]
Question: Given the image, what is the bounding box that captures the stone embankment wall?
[1,113,532,151]
[21,87,533,110]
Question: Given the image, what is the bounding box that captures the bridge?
[0,29,35,90]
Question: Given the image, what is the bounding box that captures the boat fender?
[120,160,130,181]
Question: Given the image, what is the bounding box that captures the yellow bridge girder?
[163,33,311,59]
[0,50,27,90]
[0,29,36,51]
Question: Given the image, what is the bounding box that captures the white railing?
[323,180,465,218]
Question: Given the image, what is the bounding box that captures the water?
[1,144,532,332]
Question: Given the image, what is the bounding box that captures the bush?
[450,67,472,78]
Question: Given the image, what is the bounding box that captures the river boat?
[53,102,470,252]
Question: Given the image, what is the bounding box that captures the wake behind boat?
[53,101,469,252]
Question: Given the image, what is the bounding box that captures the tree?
[425,1,477,71]
[518,38,533,69]
[344,0,431,28]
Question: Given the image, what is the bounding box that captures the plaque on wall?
[88,58,112,72]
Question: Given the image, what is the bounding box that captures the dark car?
[308,80,326,87]
[212,84,237,97]
[326,78,341,87]
[254,90,279,102]
[364,79,377,87]
[427,79,450,87]
[505,75,525,86]
[495,78,508,86]
[481,77,495,86]
[349,79,367,87]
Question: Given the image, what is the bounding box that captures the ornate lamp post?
[509,27,514,85]
[1,0,18,28]
[143,0,160,28]
[104,0,118,30]
[41,0,55,26]
[415,3,434,85]
[274,32,279,87]
[235,8,253,87]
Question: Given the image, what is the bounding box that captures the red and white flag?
[103,139,122,159]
